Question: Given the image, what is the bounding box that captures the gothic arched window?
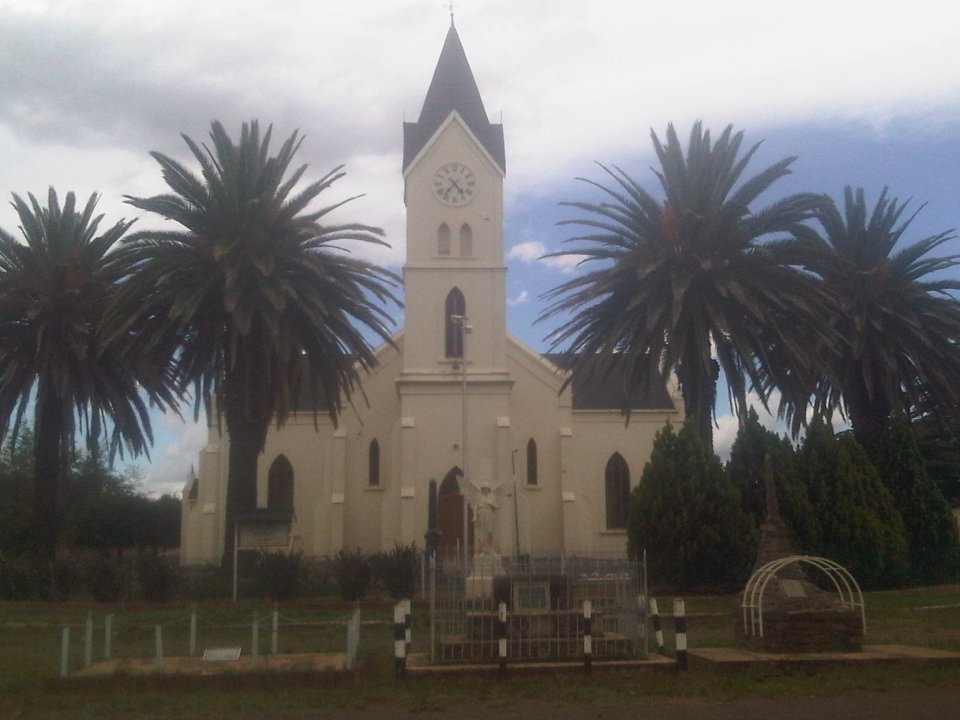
[526,438,538,486]
[438,223,451,255]
[604,453,630,530]
[459,223,473,257]
[444,288,466,358]
[368,439,380,487]
[267,455,294,511]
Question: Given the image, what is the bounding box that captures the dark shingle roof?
[403,23,505,173]
[543,354,676,411]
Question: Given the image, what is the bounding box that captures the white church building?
[180,22,683,566]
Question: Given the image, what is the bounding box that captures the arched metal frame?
[741,555,866,638]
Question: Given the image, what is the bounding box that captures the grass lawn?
[3,585,960,719]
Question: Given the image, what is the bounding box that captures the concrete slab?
[405,652,675,675]
[71,652,347,678]
[689,644,960,669]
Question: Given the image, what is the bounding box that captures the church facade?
[179,23,682,566]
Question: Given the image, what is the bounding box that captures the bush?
[628,423,757,592]
[872,419,960,585]
[86,555,129,602]
[798,420,909,589]
[372,543,420,599]
[0,555,48,600]
[330,548,373,601]
[137,554,178,603]
[257,550,303,602]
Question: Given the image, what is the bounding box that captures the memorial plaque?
[202,647,242,662]
[238,522,290,549]
[779,578,807,598]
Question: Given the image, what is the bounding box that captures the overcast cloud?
[1,0,958,493]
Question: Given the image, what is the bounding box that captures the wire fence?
[57,606,363,677]
[429,554,648,663]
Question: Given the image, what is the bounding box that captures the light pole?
[451,314,472,565]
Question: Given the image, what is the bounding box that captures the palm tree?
[787,186,960,450]
[110,121,399,560]
[541,122,827,450]
[0,189,167,559]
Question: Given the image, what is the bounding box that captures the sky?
[1,0,959,496]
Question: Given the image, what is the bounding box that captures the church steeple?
[403,24,505,173]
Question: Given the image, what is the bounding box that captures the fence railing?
[428,554,647,664]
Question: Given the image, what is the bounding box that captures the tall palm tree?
[541,122,827,450]
[0,189,167,558]
[787,186,960,450]
[110,121,399,559]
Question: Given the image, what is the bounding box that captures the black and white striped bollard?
[582,600,593,673]
[394,603,407,679]
[497,602,508,675]
[403,598,412,658]
[674,598,687,671]
[650,598,665,654]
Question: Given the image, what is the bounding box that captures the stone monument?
[735,455,864,652]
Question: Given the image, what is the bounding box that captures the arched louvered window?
[368,439,380,487]
[459,223,473,257]
[604,453,630,530]
[444,288,466,358]
[438,223,451,255]
[526,438,538,486]
[267,455,294,511]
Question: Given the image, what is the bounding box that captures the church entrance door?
[438,468,471,561]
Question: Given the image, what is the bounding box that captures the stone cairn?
[734,455,863,653]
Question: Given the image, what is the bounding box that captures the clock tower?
[400,20,507,376]
[395,20,513,554]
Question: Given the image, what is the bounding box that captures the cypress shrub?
[727,408,820,552]
[798,419,909,589]
[872,419,960,585]
[628,423,756,592]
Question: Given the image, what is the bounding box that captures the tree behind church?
[111,121,398,562]
[0,190,170,561]
[541,122,827,450]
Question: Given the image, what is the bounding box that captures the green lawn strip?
[4,588,960,719]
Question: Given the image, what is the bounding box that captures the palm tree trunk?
[221,343,273,566]
[678,357,719,451]
[222,416,268,564]
[32,390,64,562]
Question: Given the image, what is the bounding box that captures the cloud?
[137,413,208,498]
[508,290,529,306]
[507,241,586,274]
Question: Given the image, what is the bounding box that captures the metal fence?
[58,606,362,677]
[428,554,647,663]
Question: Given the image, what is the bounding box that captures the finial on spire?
[449,0,455,25]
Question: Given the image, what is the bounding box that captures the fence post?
[189,608,197,657]
[271,608,279,655]
[393,603,406,679]
[674,598,687,672]
[83,613,93,668]
[155,625,164,673]
[582,600,593,674]
[429,554,436,664]
[346,608,360,670]
[252,614,260,667]
[60,627,70,678]
[650,598,665,654]
[104,614,113,661]
[497,601,508,676]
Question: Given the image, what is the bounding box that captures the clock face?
[434,162,476,206]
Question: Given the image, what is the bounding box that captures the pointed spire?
[403,24,505,173]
